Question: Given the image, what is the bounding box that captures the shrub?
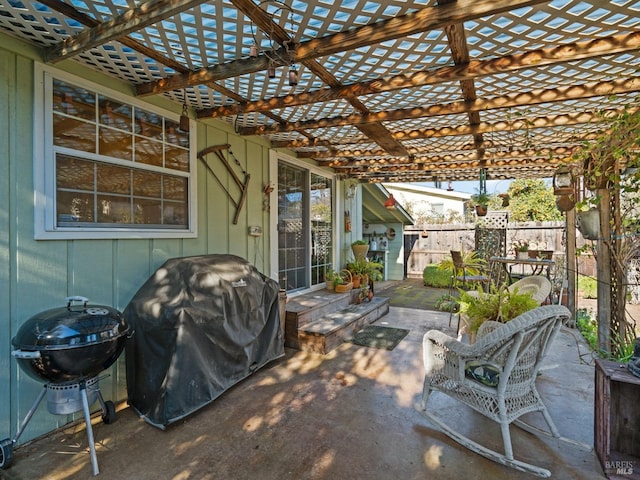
[422,264,451,288]
[578,275,597,299]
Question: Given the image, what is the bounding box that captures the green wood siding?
[0,42,274,443]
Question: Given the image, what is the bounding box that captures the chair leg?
[417,408,553,477]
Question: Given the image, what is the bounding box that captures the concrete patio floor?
[2,290,605,479]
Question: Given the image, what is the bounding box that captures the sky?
[417,179,512,195]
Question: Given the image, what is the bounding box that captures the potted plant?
[351,240,369,260]
[458,285,539,340]
[512,239,529,259]
[325,268,337,290]
[346,257,369,288]
[471,192,490,217]
[364,259,384,283]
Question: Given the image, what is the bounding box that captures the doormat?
[348,325,410,350]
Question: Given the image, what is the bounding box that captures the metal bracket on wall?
[197,144,251,224]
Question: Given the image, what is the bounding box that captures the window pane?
[56,191,94,224]
[163,176,187,201]
[134,198,162,224]
[165,120,189,147]
[134,136,163,166]
[99,126,133,160]
[165,145,189,172]
[311,173,333,287]
[133,170,162,197]
[53,79,95,120]
[57,155,95,190]
[53,114,96,152]
[97,163,131,195]
[98,95,132,131]
[134,108,163,139]
[97,195,132,224]
[163,202,187,226]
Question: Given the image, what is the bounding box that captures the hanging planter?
[475,204,488,217]
[577,208,600,240]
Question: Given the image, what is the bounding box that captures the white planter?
[517,251,528,260]
[577,208,600,240]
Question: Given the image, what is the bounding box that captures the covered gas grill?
[0,296,130,476]
[124,254,284,429]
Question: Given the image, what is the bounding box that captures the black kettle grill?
[0,296,131,476]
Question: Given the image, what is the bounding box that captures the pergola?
[1,0,638,184]
[1,0,639,351]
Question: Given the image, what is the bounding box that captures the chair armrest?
[423,330,479,380]
[423,330,476,356]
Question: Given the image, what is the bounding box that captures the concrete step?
[294,296,390,354]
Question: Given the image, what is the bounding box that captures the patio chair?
[508,275,552,304]
[465,275,552,304]
[418,305,590,477]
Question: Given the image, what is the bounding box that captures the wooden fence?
[404,221,596,279]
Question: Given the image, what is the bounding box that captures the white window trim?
[33,63,197,240]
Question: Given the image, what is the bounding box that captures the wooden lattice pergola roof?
[2,0,639,183]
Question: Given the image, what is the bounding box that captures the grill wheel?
[0,438,14,469]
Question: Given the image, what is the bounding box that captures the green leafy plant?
[351,239,368,246]
[435,294,459,313]
[578,275,597,299]
[575,308,634,362]
[471,191,490,207]
[422,265,452,288]
[458,285,539,334]
[438,250,486,278]
[364,259,384,282]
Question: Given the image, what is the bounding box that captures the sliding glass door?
[277,162,333,292]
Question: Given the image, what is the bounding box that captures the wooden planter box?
[595,359,640,479]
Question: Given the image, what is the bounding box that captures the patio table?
[490,256,555,284]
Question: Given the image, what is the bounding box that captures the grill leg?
[80,383,99,476]
[12,385,47,444]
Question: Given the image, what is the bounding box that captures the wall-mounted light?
[384,193,397,210]
[553,165,575,212]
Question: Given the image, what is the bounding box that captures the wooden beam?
[240,77,640,135]
[38,0,190,73]
[271,110,612,149]
[312,146,574,165]
[231,0,407,157]
[199,32,640,118]
[45,0,209,63]
[137,0,548,96]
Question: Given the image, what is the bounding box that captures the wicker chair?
[418,305,590,477]
[508,275,552,304]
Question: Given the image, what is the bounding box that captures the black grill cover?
[124,254,284,429]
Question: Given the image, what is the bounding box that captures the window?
[35,66,196,239]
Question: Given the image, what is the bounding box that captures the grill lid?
[12,296,129,351]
